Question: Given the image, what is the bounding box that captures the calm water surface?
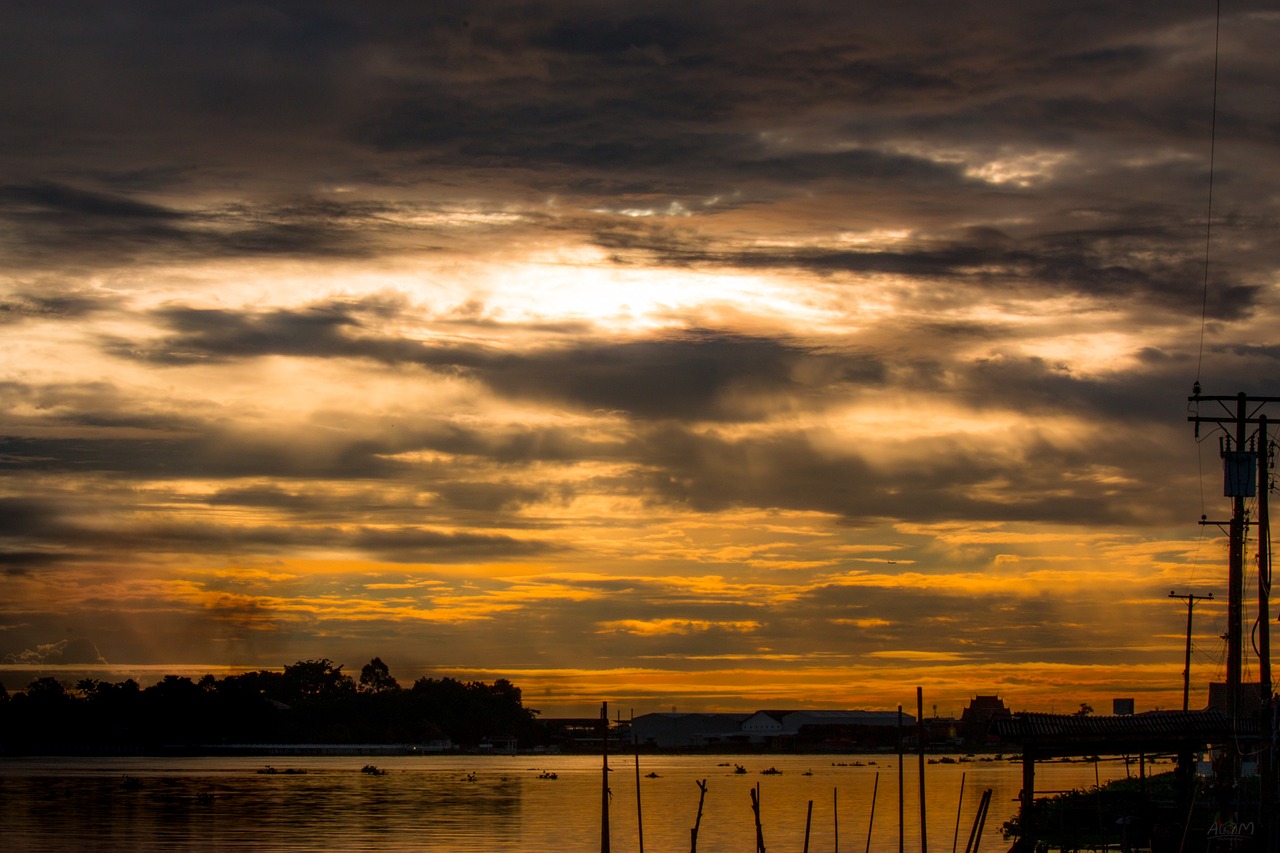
[0,753,1149,851]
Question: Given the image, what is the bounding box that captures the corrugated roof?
[993,710,1242,757]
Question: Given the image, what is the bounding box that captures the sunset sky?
[3,0,1280,717]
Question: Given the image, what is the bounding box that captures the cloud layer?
[2,1,1278,714]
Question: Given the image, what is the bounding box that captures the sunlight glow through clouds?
[3,0,1275,717]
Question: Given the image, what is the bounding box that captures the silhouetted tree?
[282,659,354,704]
[0,661,545,753]
[25,676,70,702]
[358,657,400,693]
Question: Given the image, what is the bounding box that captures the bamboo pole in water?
[833,787,839,853]
[917,687,928,853]
[750,782,766,853]
[963,788,992,853]
[952,772,966,853]
[600,701,610,853]
[897,706,905,853]
[865,771,879,853]
[973,789,992,853]
[632,711,643,853]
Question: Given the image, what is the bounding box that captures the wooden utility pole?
[1190,390,1278,836]
[1258,415,1275,853]
[1188,390,1280,721]
[1258,414,1273,698]
[1168,590,1213,711]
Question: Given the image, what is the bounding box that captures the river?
[0,752,1146,851]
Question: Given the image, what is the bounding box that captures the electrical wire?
[1194,0,1222,385]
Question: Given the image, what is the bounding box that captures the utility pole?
[1258,415,1274,853]
[1188,390,1280,721]
[1258,414,1273,699]
[1190,389,1279,839]
[1168,590,1213,711]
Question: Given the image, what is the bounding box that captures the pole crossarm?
[1189,394,1280,427]
[1170,591,1214,712]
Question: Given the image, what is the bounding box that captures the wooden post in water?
[917,686,928,853]
[952,772,966,853]
[751,782,766,853]
[963,788,992,853]
[833,787,839,853]
[865,770,879,853]
[600,701,610,853]
[633,711,644,853]
[897,705,905,853]
[803,799,813,853]
[690,779,708,853]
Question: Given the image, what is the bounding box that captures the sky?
[2,0,1279,718]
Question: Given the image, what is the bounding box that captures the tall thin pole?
[1259,415,1274,852]
[690,779,708,853]
[834,787,839,853]
[952,772,966,853]
[601,701,610,853]
[633,711,644,853]
[917,687,928,853]
[897,705,905,853]
[865,771,879,853]
[1169,590,1213,710]
[747,778,762,850]
[1258,414,1272,698]
[1229,392,1248,722]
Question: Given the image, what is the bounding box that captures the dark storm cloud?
[115,303,886,420]
[3,1,1274,311]
[0,182,400,267]
[0,434,400,481]
[0,290,112,323]
[634,422,1176,527]
[592,214,1260,319]
[952,355,1196,422]
[0,492,550,570]
[350,527,552,562]
[483,333,887,420]
[207,481,544,519]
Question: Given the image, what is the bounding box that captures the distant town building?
[959,695,1011,745]
[631,709,910,750]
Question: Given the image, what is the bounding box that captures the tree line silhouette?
[0,658,546,754]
